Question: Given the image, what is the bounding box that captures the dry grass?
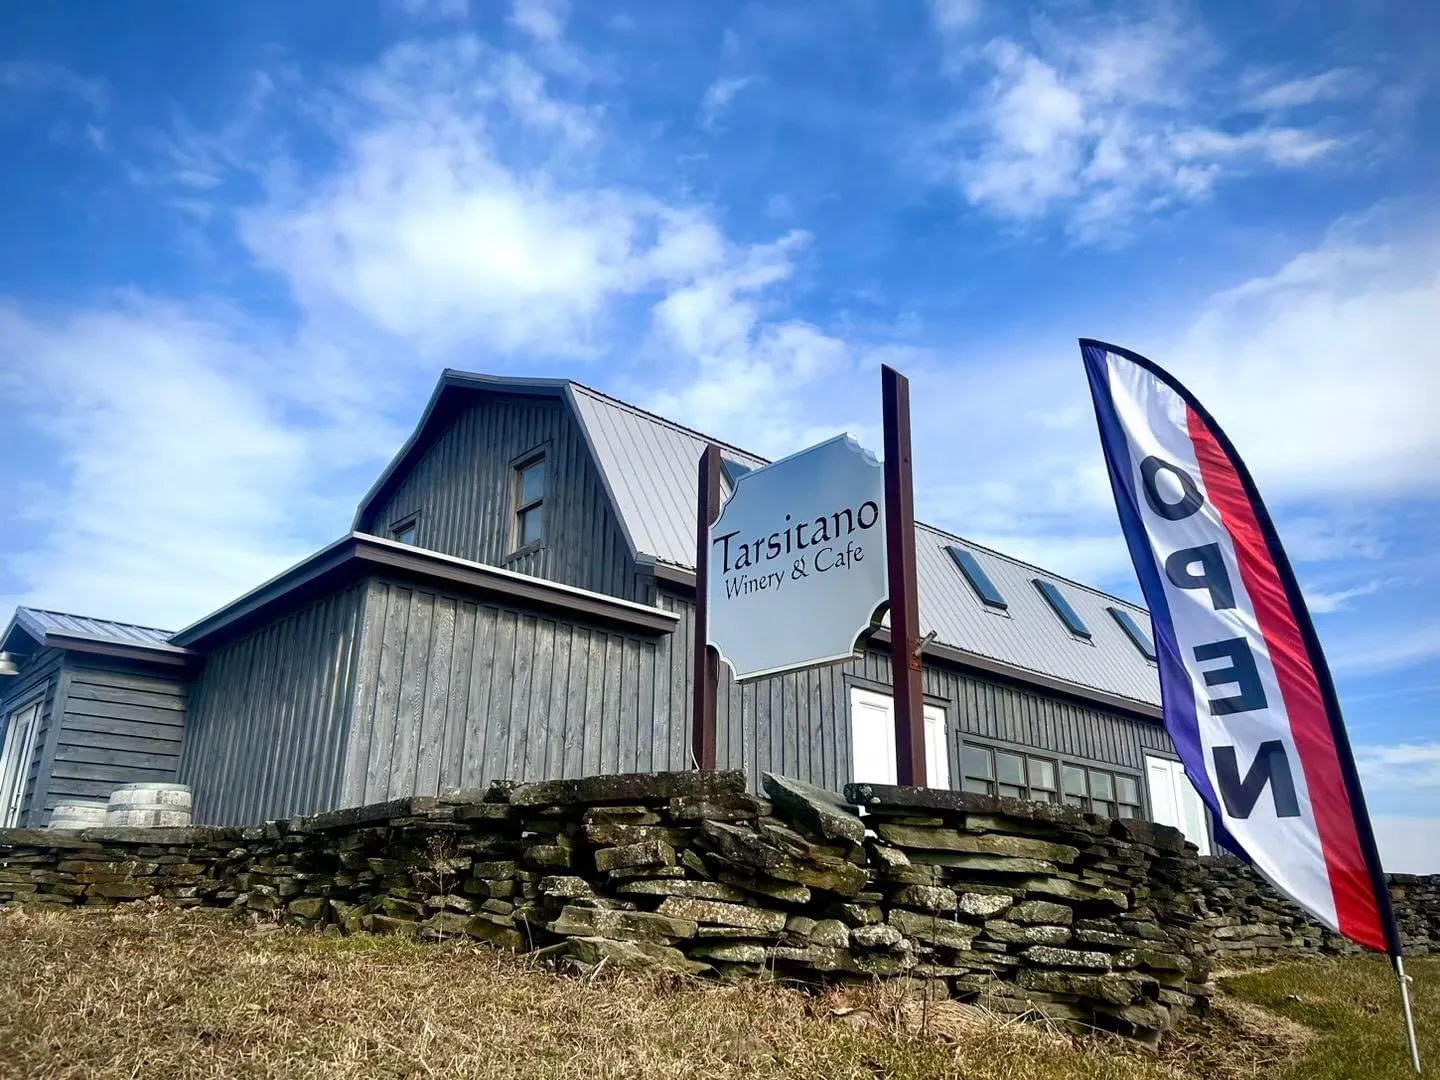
[0,905,1329,1080]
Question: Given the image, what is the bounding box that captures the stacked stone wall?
[1194,855,1440,961]
[6,770,1426,1042]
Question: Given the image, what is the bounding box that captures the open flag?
[1079,338,1398,956]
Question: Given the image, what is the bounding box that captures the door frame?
[847,685,951,789]
[0,695,45,828]
[1144,752,1213,855]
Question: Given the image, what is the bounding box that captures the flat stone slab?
[875,825,1080,865]
[761,774,865,846]
[846,784,1095,827]
[656,897,787,932]
[509,771,747,807]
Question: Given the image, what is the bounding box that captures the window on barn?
[1109,606,1157,661]
[960,742,1139,819]
[1033,579,1092,638]
[513,454,546,550]
[389,514,419,546]
[948,546,1008,610]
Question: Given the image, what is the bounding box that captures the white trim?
[1144,754,1212,855]
[0,697,43,828]
[848,687,949,788]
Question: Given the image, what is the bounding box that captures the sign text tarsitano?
[706,435,888,680]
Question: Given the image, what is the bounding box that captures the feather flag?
[1079,338,1397,955]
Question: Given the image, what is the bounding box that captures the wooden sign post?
[882,364,926,787]
[691,444,722,770]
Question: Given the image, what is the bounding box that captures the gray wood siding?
[180,583,366,826]
[360,396,639,598]
[0,648,63,826]
[656,589,1175,793]
[40,660,187,815]
[339,577,678,806]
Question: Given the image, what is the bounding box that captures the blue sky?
[1,1,1437,864]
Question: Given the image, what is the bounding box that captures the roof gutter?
[174,533,680,650]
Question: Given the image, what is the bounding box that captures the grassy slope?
[1219,956,1437,1080]
[0,906,1430,1080]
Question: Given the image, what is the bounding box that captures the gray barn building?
[0,371,1210,850]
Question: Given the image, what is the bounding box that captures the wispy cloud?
[1245,68,1368,112]
[1334,621,1440,676]
[1304,578,1392,614]
[927,10,1357,240]
[700,75,754,130]
[0,61,108,111]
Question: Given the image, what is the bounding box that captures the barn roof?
[355,370,1164,716]
[0,607,192,667]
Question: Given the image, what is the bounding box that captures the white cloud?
[932,11,1356,239]
[1334,622,1440,676]
[930,0,982,34]
[1246,68,1367,111]
[0,61,108,112]
[511,0,565,42]
[1303,579,1391,615]
[700,75,754,130]
[390,0,470,20]
[1372,817,1440,874]
[0,300,373,628]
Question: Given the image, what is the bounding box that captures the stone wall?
[1194,855,1440,961]
[0,770,1207,1043]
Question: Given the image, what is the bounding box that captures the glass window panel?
[1033,789,1056,804]
[962,777,993,795]
[1094,801,1115,819]
[1062,765,1087,796]
[998,783,1024,799]
[1063,794,1087,808]
[1090,771,1114,801]
[995,752,1025,786]
[1108,606,1156,661]
[1115,776,1139,804]
[1033,580,1092,638]
[1028,759,1056,790]
[519,505,544,546]
[963,747,993,780]
[391,521,417,546]
[519,460,546,506]
[948,547,1008,609]
[1116,804,1136,819]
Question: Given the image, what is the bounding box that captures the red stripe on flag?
[1186,407,1386,950]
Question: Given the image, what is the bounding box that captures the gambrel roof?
[355,371,1163,717]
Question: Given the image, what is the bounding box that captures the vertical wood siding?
[360,397,639,599]
[656,589,1175,792]
[180,584,365,826]
[338,578,676,806]
[0,648,63,826]
[39,659,187,816]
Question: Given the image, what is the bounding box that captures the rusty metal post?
[882,365,926,787]
[692,444,723,771]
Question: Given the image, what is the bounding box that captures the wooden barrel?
[105,783,193,827]
[47,801,109,830]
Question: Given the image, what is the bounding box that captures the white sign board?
[706,434,888,680]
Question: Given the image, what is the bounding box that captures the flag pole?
[1395,954,1422,1073]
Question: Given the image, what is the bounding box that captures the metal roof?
[565,380,1161,711]
[1,607,187,659]
[355,370,1162,713]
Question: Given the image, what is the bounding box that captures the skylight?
[1108,606,1156,661]
[948,546,1007,609]
[1033,580,1092,639]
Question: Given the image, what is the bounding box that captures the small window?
[948,547,1008,609]
[721,457,754,485]
[962,746,994,795]
[390,515,419,546]
[1109,606,1157,661]
[1034,580,1092,638]
[513,455,546,550]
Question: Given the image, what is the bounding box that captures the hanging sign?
[706,434,888,680]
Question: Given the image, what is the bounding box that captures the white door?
[849,688,950,788]
[1145,755,1211,855]
[0,700,43,828]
